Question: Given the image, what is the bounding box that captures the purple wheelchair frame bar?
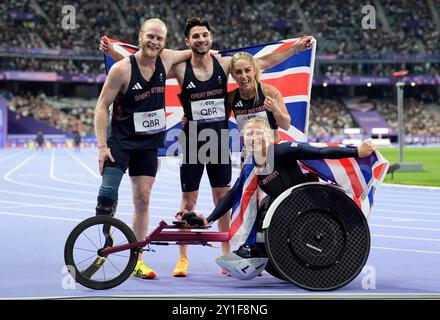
[101,220,229,256]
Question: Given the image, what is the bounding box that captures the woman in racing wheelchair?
[181,117,375,279]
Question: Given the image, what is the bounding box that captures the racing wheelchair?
[64,182,370,291]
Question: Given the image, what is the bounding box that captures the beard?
[191,42,210,56]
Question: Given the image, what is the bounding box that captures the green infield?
[378,147,440,187]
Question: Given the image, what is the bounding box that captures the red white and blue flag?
[299,143,389,217]
[220,38,316,142]
[103,37,316,152]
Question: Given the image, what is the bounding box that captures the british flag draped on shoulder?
[228,143,389,246]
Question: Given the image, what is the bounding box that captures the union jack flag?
[221,37,315,142]
[103,39,388,246]
[228,142,389,245]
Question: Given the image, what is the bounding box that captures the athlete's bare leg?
[131,175,155,262]
[212,186,231,255]
[178,191,198,259]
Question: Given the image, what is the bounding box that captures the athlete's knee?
[98,185,119,199]
[133,192,151,211]
[98,166,124,199]
[96,196,118,217]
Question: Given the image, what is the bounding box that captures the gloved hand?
[181,212,207,226]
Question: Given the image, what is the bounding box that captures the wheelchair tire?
[64,216,139,290]
[264,183,370,291]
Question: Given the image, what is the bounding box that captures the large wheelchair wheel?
[64,216,139,290]
[255,242,287,281]
[264,183,370,291]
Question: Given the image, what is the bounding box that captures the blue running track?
[0,148,439,298]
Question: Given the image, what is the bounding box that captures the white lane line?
[63,151,215,200]
[70,151,440,193]
[375,204,440,210]
[0,188,212,211]
[0,198,209,216]
[0,211,176,229]
[50,149,135,193]
[372,234,440,242]
[0,150,22,163]
[76,148,97,157]
[0,211,160,229]
[372,246,440,255]
[78,148,218,197]
[0,188,97,202]
[380,188,440,194]
[2,152,107,196]
[49,149,185,195]
[379,190,440,196]
[65,148,100,178]
[0,199,92,210]
[382,183,440,191]
[4,157,193,200]
[49,149,100,188]
[3,151,37,180]
[370,224,440,232]
[0,211,83,222]
[375,198,440,205]
[373,209,440,217]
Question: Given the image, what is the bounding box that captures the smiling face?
[243,121,271,157]
[185,26,213,56]
[231,59,256,91]
[139,20,167,58]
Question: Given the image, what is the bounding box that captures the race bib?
[235,111,268,131]
[133,109,166,135]
[191,98,226,123]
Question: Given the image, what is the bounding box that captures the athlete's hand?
[181,211,208,226]
[98,147,115,175]
[264,94,279,113]
[358,140,375,157]
[295,36,313,52]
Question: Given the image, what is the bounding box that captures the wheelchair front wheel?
[64,216,139,290]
